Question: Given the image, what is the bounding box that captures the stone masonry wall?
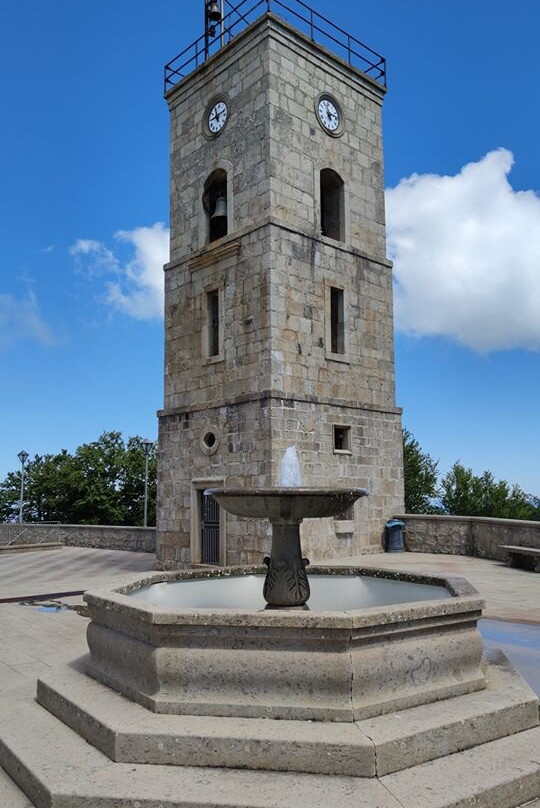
[167,21,272,265]
[269,227,396,408]
[396,514,540,561]
[163,231,273,413]
[158,399,273,568]
[272,399,403,558]
[267,20,387,260]
[0,523,155,553]
[158,394,403,567]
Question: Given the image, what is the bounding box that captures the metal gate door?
[201,491,220,564]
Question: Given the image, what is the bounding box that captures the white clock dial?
[208,100,228,134]
[316,94,344,136]
[318,98,340,131]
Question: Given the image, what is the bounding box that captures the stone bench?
[500,545,540,572]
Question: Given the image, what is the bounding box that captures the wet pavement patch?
[18,599,68,612]
[18,598,89,617]
[480,619,540,696]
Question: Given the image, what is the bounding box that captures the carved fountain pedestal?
[208,487,367,608]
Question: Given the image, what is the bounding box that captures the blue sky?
[1,0,539,495]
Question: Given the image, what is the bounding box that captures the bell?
[211,195,227,219]
[207,1,222,22]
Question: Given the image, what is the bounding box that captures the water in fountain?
[130,574,450,611]
[279,446,302,487]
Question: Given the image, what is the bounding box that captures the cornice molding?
[187,241,241,272]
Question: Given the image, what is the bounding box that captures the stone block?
[380,727,540,808]
[0,766,34,807]
[355,649,539,775]
[36,649,538,778]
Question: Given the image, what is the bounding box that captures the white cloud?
[0,288,58,351]
[70,223,169,320]
[70,238,105,256]
[70,238,120,276]
[386,148,540,352]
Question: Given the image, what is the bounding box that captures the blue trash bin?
[385,519,405,552]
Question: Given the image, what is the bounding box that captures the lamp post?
[17,450,29,524]
[142,440,154,528]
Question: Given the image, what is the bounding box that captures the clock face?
[316,94,343,136]
[207,100,228,135]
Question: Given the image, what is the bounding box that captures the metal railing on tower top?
[164,0,386,94]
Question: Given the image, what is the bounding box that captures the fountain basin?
[206,487,367,522]
[84,566,486,722]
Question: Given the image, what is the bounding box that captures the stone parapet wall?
[396,514,540,561]
[0,523,155,553]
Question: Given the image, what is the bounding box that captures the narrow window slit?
[320,169,344,241]
[330,287,345,355]
[207,289,220,357]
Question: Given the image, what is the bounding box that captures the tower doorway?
[191,479,226,566]
[201,491,220,564]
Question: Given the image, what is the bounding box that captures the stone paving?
[0,547,538,700]
[0,547,155,697]
[0,545,155,601]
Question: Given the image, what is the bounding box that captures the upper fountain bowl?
[206,487,368,522]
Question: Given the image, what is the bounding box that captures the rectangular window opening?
[207,289,220,358]
[320,169,344,241]
[330,286,345,354]
[333,425,351,452]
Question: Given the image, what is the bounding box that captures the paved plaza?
[0,546,538,700]
[0,545,155,602]
[0,547,155,698]
[0,545,538,807]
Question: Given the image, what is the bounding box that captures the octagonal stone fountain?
[83,486,487,722]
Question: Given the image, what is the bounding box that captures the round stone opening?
[203,431,216,448]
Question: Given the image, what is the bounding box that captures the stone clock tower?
[157,5,404,569]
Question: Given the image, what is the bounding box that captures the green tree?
[117,436,157,527]
[440,463,537,520]
[527,496,540,521]
[0,469,23,522]
[402,429,440,513]
[0,432,156,526]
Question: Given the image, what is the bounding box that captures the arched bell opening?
[203,169,228,243]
